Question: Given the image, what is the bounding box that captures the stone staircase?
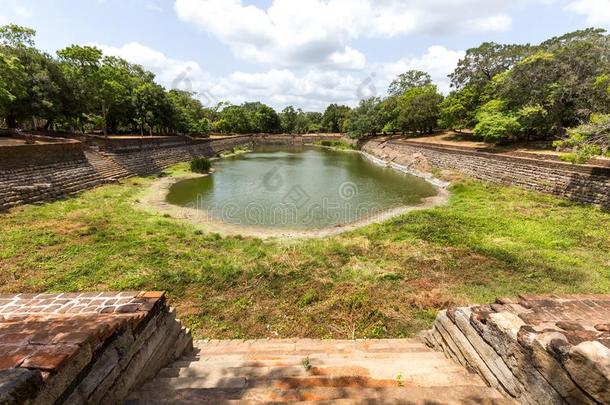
[83,149,133,182]
[126,339,513,404]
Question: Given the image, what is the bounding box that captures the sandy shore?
[137,152,451,240]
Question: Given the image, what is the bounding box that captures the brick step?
[127,385,512,404]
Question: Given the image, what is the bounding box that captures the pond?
[166,145,438,230]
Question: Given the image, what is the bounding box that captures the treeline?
[344,28,610,161]
[0,24,356,136]
[1,24,608,160]
[0,24,213,136]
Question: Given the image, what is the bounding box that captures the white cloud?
[174,0,549,69]
[377,46,465,95]
[0,0,33,19]
[566,0,610,25]
[145,2,164,13]
[93,41,463,111]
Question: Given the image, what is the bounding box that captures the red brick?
[137,291,165,299]
[21,344,79,371]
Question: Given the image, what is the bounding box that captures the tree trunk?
[6,113,17,129]
[44,119,54,131]
[102,101,108,138]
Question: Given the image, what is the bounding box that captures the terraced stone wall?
[362,139,610,208]
[0,138,85,171]
[0,136,252,211]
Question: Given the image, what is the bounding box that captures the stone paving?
[0,291,192,404]
[0,291,163,373]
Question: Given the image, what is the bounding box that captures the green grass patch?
[190,157,212,173]
[318,140,356,150]
[0,175,608,339]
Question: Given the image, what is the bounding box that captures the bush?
[190,157,212,173]
[474,112,521,142]
[555,113,610,163]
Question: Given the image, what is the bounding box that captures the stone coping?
[0,291,165,374]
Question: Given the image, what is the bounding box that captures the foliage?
[318,139,354,150]
[321,104,351,133]
[474,100,521,142]
[395,84,443,134]
[388,70,432,97]
[347,97,384,138]
[555,113,610,163]
[450,42,531,90]
[438,85,479,131]
[190,157,212,173]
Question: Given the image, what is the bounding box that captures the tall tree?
[321,104,351,133]
[388,70,432,96]
[395,84,443,134]
[450,42,531,90]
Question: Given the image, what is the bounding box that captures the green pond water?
[166,146,438,229]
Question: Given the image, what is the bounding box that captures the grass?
[317,140,356,150]
[0,170,609,340]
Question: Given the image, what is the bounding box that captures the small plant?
[302,356,312,372]
[190,157,212,173]
[396,373,404,387]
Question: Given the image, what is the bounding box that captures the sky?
[0,0,609,111]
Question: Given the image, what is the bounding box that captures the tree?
[347,97,383,138]
[167,89,212,135]
[388,70,432,96]
[438,85,479,131]
[133,81,167,135]
[57,45,103,131]
[215,104,252,134]
[96,57,131,135]
[0,24,36,48]
[280,106,298,133]
[0,54,26,117]
[395,84,443,134]
[306,112,323,133]
[321,104,351,133]
[243,102,281,133]
[450,42,531,90]
[473,100,521,142]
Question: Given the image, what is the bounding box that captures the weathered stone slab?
[423,295,610,405]
[0,368,42,405]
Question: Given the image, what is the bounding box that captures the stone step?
[175,351,453,367]
[193,339,427,354]
[151,366,477,389]
[127,385,513,404]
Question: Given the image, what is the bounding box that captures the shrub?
[190,157,212,173]
[555,113,610,163]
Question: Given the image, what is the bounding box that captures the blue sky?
[0,0,608,111]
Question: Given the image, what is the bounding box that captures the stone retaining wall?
[0,136,252,211]
[0,291,192,405]
[421,295,610,405]
[362,139,610,208]
[0,140,85,171]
